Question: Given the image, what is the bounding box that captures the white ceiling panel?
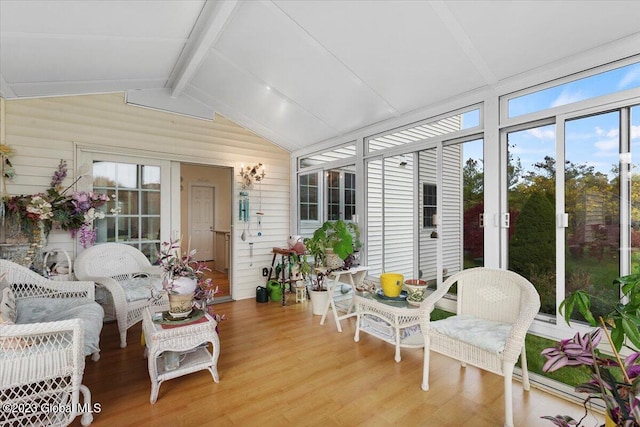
[1,37,184,83]
[447,1,640,81]
[0,0,204,39]
[188,50,338,150]
[1,0,639,152]
[274,0,489,113]
[214,1,393,133]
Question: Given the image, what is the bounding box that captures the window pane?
[507,124,556,315]
[367,109,479,152]
[116,163,138,188]
[95,216,116,243]
[508,61,640,118]
[93,162,116,187]
[119,190,139,215]
[566,112,621,323]
[367,159,383,276]
[141,191,160,215]
[141,217,160,241]
[299,144,356,168]
[632,105,640,274]
[298,172,320,233]
[142,165,160,189]
[418,149,437,283]
[383,154,414,278]
[141,242,161,265]
[461,138,484,268]
[117,216,138,241]
[308,204,318,221]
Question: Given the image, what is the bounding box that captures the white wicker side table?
[142,306,220,404]
[354,291,423,362]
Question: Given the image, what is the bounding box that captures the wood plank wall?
[0,93,290,300]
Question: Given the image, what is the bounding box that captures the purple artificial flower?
[77,223,97,248]
[50,159,68,189]
[71,191,92,213]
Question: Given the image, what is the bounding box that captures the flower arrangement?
[4,160,112,248]
[158,238,211,293]
[541,273,640,426]
[157,238,225,323]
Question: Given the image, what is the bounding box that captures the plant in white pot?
[291,252,327,315]
[303,219,361,269]
[158,238,211,317]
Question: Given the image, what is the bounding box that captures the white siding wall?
[441,145,463,277]
[418,149,437,280]
[417,146,463,281]
[0,93,290,300]
[367,159,383,276]
[383,156,414,278]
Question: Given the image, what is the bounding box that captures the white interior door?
[190,185,215,261]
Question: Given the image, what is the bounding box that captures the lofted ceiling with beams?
[1,0,640,153]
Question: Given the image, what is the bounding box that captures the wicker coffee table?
[142,306,220,403]
[354,291,423,362]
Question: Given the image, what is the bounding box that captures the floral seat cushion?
[117,276,164,302]
[429,314,511,354]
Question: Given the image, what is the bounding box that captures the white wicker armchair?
[419,267,540,427]
[0,260,101,426]
[74,243,165,348]
[0,319,94,426]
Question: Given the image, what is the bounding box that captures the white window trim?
[76,146,173,252]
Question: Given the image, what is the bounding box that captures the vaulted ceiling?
[1,0,640,153]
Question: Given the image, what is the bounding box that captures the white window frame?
[76,147,172,255]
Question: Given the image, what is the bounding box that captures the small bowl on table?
[404,279,428,306]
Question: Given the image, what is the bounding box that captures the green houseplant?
[540,273,640,426]
[303,219,361,269]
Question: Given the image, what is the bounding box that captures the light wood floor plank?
[71,298,602,426]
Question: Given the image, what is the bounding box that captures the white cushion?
[429,314,511,354]
[118,276,164,302]
[16,297,104,357]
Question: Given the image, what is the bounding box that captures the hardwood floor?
[202,260,230,297]
[72,298,602,427]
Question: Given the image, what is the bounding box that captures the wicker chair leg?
[79,384,94,426]
[503,363,514,427]
[91,351,100,362]
[421,343,430,391]
[520,346,530,391]
[120,330,127,348]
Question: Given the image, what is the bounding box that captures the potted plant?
[158,238,212,317]
[303,219,362,269]
[540,273,640,426]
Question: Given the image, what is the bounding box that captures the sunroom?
[2,1,640,425]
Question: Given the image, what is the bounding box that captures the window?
[507,60,640,118]
[299,172,319,221]
[423,183,437,228]
[92,161,162,262]
[298,144,356,168]
[327,169,356,221]
[344,172,356,221]
[367,107,480,152]
[327,170,340,221]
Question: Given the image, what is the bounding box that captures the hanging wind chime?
[239,163,266,242]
